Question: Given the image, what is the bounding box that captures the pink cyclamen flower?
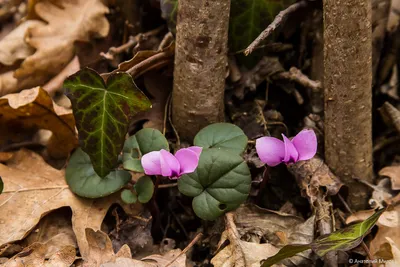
[141,146,202,179]
[256,129,317,166]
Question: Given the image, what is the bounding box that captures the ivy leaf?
[178,148,251,220]
[260,209,385,266]
[229,0,295,66]
[122,128,169,172]
[194,123,248,155]
[64,68,151,178]
[121,189,137,204]
[66,148,132,198]
[134,176,154,203]
[312,208,385,257]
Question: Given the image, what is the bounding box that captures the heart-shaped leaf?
[64,68,151,177]
[194,123,248,155]
[134,176,154,203]
[122,128,169,172]
[178,148,251,220]
[121,189,137,204]
[66,148,132,198]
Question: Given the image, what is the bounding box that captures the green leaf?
[260,244,311,267]
[64,68,151,178]
[194,123,248,155]
[134,176,154,203]
[0,176,3,194]
[229,0,295,66]
[121,189,137,204]
[66,148,132,198]
[260,209,385,266]
[178,148,251,220]
[122,128,169,172]
[312,208,385,257]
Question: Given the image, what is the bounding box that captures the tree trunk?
[324,0,373,210]
[172,0,230,141]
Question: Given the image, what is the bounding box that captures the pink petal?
[160,149,180,177]
[291,129,317,161]
[282,134,299,163]
[255,137,285,166]
[175,148,201,175]
[186,146,203,158]
[141,151,162,175]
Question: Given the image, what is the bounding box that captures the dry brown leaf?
[0,71,18,97]
[0,20,45,66]
[379,166,400,190]
[211,232,279,267]
[0,86,77,158]
[346,206,400,261]
[1,0,109,92]
[233,204,315,266]
[2,233,76,267]
[0,149,142,259]
[42,55,80,97]
[84,229,185,267]
[23,208,77,252]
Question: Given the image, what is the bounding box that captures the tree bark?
[324,0,373,210]
[172,0,230,141]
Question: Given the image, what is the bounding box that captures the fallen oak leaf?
[0,87,77,158]
[12,0,109,90]
[0,20,45,66]
[0,149,143,259]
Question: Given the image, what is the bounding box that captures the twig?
[362,241,376,267]
[158,32,174,51]
[100,26,164,61]
[127,51,173,78]
[158,183,177,188]
[244,1,308,55]
[225,212,246,266]
[165,233,203,267]
[163,93,172,135]
[275,67,322,92]
[168,97,181,149]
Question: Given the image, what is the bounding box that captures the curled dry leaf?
[101,42,175,81]
[0,87,77,158]
[287,157,343,203]
[379,166,400,190]
[0,20,45,66]
[0,149,143,260]
[0,0,109,94]
[2,233,76,267]
[346,206,400,261]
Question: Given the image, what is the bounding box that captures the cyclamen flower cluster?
[141,129,317,179]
